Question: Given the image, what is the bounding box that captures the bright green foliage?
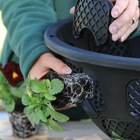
[44,93,56,101]
[46,107,69,122]
[112,132,125,140]
[0,71,26,112]
[49,79,64,95]
[46,118,63,132]
[30,78,43,93]
[23,76,69,132]
[24,108,38,127]
[44,79,51,90]
[10,82,26,98]
[35,107,47,122]
[5,100,15,112]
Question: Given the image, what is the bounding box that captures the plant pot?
[44,15,140,140]
[8,106,36,138]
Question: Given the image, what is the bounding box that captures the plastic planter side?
[44,17,140,140]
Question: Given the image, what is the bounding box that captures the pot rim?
[44,17,140,72]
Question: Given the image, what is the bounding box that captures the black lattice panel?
[102,118,140,140]
[127,80,140,120]
[108,40,132,57]
[66,62,84,73]
[90,80,105,111]
[73,0,113,45]
[91,40,132,57]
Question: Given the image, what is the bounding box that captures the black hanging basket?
[44,0,140,139]
[8,109,36,138]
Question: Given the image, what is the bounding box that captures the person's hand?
[108,0,139,42]
[70,0,140,42]
[29,53,77,110]
[30,53,72,80]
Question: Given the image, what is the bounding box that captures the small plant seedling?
[23,75,69,132]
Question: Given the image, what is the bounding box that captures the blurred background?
[0,11,7,113]
[0,11,7,59]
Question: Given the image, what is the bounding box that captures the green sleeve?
[0,0,58,78]
[127,0,140,39]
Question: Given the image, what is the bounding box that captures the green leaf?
[30,78,43,93]
[5,100,15,112]
[49,79,64,95]
[25,104,37,111]
[10,84,26,98]
[0,71,7,84]
[42,79,46,85]
[45,79,51,90]
[35,107,47,122]
[22,94,30,106]
[47,102,55,111]
[42,99,50,105]
[34,113,40,124]
[26,77,30,87]
[24,99,34,105]
[26,88,32,98]
[26,72,31,88]
[40,120,47,125]
[24,108,36,127]
[38,93,45,98]
[46,107,69,122]
[10,88,25,98]
[44,93,56,101]
[43,106,50,118]
[34,94,42,103]
[46,118,63,132]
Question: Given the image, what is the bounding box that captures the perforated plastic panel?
[66,62,84,73]
[73,0,113,46]
[90,80,105,111]
[127,80,140,120]
[91,40,132,57]
[102,118,140,140]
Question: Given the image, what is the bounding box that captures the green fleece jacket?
[0,0,76,79]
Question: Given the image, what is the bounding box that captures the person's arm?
[0,0,60,79]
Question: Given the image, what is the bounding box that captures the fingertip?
[111,5,119,18]
[61,66,72,74]
[111,10,119,18]
[109,25,117,34]
[70,6,75,14]
[48,55,72,75]
[111,0,128,18]
[120,36,125,42]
